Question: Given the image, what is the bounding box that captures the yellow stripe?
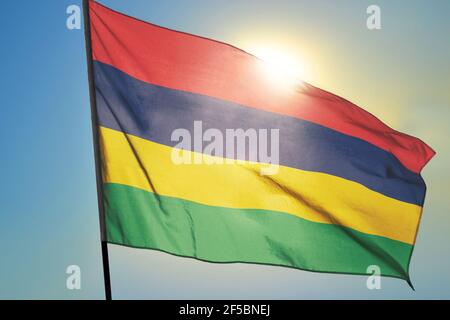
[99,126,421,244]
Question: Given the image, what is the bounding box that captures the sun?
[250,46,307,91]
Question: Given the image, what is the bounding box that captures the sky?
[0,0,449,299]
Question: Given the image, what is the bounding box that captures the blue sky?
[0,0,449,299]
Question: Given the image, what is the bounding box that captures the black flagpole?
[82,0,112,300]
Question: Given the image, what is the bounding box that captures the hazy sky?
[0,0,449,299]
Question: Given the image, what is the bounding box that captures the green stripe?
[104,183,413,280]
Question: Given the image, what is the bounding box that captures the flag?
[87,0,435,283]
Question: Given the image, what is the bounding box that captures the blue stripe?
[93,61,425,205]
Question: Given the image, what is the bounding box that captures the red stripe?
[89,0,435,173]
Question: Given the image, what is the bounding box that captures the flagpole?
[83,0,112,301]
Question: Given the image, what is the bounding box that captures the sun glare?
[250,46,306,90]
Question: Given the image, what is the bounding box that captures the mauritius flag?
[86,0,434,284]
